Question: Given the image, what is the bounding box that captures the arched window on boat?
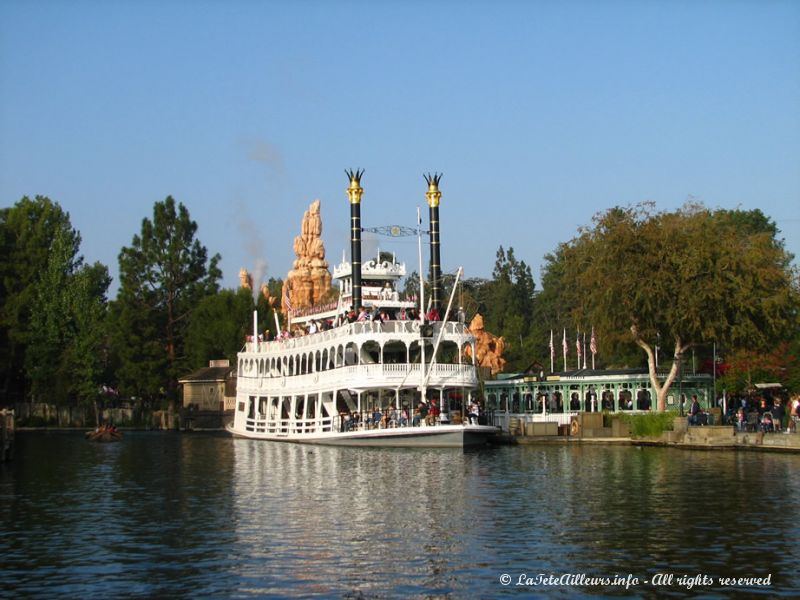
[487,393,498,410]
[300,354,307,375]
[336,344,345,368]
[408,340,433,364]
[500,393,508,412]
[460,341,474,365]
[344,342,359,366]
[360,340,380,365]
[381,339,406,365]
[435,340,459,365]
[511,393,520,413]
[314,350,321,372]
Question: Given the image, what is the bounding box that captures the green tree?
[0,196,81,403]
[479,247,536,371]
[186,288,273,367]
[551,202,799,410]
[112,196,221,406]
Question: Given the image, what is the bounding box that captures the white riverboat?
[227,171,499,447]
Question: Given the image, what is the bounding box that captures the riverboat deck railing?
[244,320,471,354]
[238,362,478,393]
[244,409,489,436]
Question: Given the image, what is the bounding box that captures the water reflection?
[2,433,799,598]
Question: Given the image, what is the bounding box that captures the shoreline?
[496,426,800,453]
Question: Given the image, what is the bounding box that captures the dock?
[495,413,800,453]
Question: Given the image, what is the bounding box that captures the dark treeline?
[2,196,799,413]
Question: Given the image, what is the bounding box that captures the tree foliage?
[1,196,110,406]
[186,288,273,367]
[545,202,799,408]
[111,196,221,404]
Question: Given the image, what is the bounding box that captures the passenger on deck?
[412,407,421,426]
[426,307,440,321]
[426,400,440,425]
[371,407,383,428]
[468,401,480,425]
[399,408,409,427]
[357,307,368,322]
[417,402,428,426]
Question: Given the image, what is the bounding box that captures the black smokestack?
[424,173,443,316]
[345,169,364,312]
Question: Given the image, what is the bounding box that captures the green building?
[485,368,714,425]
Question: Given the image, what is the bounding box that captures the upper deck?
[242,319,474,357]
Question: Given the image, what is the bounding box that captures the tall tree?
[0,196,79,403]
[551,202,799,410]
[112,196,221,406]
[479,246,536,371]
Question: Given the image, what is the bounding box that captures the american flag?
[549,330,554,357]
[562,329,568,356]
[576,331,582,359]
[590,327,597,355]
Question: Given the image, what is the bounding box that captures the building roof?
[178,366,234,383]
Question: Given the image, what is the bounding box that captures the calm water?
[1,432,798,599]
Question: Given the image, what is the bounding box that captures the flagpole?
[583,331,587,369]
[549,330,554,373]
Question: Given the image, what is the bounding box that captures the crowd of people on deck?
[249,301,463,343]
[338,399,485,432]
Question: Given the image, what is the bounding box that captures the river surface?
[1,432,798,599]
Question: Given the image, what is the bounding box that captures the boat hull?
[226,424,498,448]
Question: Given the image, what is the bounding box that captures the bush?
[616,411,678,437]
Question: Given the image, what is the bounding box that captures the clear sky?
[2,0,798,298]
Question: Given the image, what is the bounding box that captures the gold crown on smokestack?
[424,172,442,207]
[345,168,364,204]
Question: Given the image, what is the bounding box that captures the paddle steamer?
[228,171,498,447]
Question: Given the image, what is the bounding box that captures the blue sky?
[2,0,798,297]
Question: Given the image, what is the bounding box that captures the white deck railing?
[238,362,478,394]
[244,320,471,354]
